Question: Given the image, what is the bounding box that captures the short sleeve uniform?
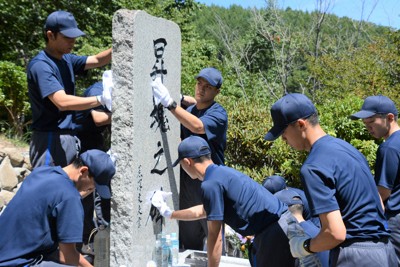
[76,82,110,153]
[0,166,83,266]
[375,130,400,215]
[179,101,228,250]
[181,101,228,165]
[27,51,87,131]
[201,164,286,236]
[301,135,389,241]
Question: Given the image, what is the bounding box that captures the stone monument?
[110,9,181,266]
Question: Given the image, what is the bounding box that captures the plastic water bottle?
[170,232,179,266]
[161,235,171,267]
[94,225,110,267]
[166,234,173,267]
[153,239,162,267]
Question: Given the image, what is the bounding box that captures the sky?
[197,0,400,29]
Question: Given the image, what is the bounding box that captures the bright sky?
[197,0,400,29]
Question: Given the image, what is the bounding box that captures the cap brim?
[95,182,111,199]
[172,158,181,167]
[195,74,217,88]
[264,125,285,141]
[349,110,376,120]
[60,28,86,38]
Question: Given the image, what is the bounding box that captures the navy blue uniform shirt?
[301,135,389,241]
[202,164,287,236]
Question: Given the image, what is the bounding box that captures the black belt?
[340,237,389,247]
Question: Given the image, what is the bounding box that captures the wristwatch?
[303,238,314,253]
[167,100,177,110]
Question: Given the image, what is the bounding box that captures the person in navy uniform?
[152,68,228,251]
[265,93,396,267]
[151,136,297,267]
[27,10,112,169]
[0,150,115,267]
[350,95,400,265]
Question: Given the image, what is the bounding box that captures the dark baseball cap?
[264,93,317,141]
[274,188,303,206]
[195,67,223,88]
[80,149,116,199]
[350,95,398,120]
[172,136,211,167]
[262,175,287,194]
[44,10,85,38]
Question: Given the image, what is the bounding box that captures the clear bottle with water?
[170,232,179,266]
[153,239,162,267]
[161,235,171,267]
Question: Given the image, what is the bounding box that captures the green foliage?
[0,0,397,188]
[219,95,306,186]
[0,61,30,137]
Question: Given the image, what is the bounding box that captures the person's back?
[264,93,396,267]
[203,165,286,235]
[202,164,296,267]
[0,166,83,266]
[303,135,388,241]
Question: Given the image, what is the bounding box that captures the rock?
[0,156,18,191]
[14,167,31,183]
[0,189,15,205]
[1,147,25,167]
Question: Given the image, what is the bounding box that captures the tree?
[0,61,30,137]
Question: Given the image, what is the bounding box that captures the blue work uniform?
[202,164,295,267]
[301,135,395,267]
[179,101,228,250]
[75,82,111,245]
[27,50,87,168]
[0,166,83,266]
[75,82,110,153]
[375,130,400,264]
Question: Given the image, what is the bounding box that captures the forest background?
[1,0,399,187]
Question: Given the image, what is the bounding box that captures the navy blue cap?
[264,93,317,141]
[44,11,85,38]
[350,95,398,119]
[195,67,223,88]
[274,188,303,206]
[80,149,116,199]
[172,136,211,167]
[262,175,286,194]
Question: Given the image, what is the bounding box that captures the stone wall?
[0,148,31,212]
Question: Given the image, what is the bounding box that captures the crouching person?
[0,149,115,267]
[151,136,298,267]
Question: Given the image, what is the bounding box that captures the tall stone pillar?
[110,9,181,266]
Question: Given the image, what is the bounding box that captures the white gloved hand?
[289,235,311,258]
[97,70,113,111]
[159,202,173,218]
[151,190,173,218]
[287,217,312,258]
[151,77,173,107]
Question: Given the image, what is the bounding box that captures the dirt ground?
[0,135,29,154]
